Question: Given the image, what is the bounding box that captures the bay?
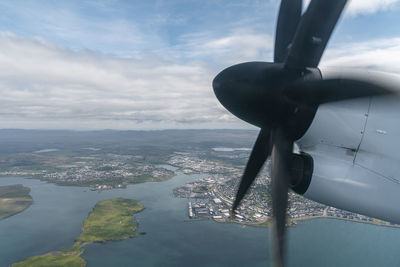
[0,172,400,267]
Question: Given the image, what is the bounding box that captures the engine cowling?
[295,67,400,224]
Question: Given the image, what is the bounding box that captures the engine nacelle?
[300,145,400,224]
[295,66,400,224]
[289,152,313,195]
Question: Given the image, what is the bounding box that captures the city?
[171,151,397,227]
[0,133,396,227]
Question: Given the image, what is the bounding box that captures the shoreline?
[12,198,145,267]
[213,215,400,229]
[292,215,400,228]
[0,184,34,221]
[0,173,176,190]
[5,175,399,229]
[0,200,33,221]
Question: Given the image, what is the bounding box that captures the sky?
[1,0,400,130]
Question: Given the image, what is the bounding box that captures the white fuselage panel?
[296,68,400,223]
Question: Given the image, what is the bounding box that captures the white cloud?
[321,37,400,73]
[0,32,250,130]
[171,29,273,66]
[3,22,400,130]
[346,0,400,16]
[303,0,400,16]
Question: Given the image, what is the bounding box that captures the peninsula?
[12,198,144,267]
[0,184,32,220]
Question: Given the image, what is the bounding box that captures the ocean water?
[1,173,400,267]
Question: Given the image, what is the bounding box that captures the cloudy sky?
[0,0,400,130]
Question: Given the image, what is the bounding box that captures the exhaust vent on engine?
[290,152,313,195]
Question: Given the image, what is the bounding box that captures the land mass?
[174,172,399,228]
[0,129,253,190]
[1,129,395,228]
[0,184,32,220]
[12,198,144,267]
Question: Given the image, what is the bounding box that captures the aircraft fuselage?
[298,67,400,223]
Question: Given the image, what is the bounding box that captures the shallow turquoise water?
[1,174,399,267]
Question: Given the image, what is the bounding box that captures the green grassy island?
[13,198,145,267]
[0,184,33,220]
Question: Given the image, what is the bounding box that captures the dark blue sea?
[1,171,400,267]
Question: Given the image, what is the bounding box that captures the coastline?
[12,198,145,267]
[0,199,33,221]
[213,215,400,229]
[0,184,33,221]
[0,173,176,190]
[292,215,400,228]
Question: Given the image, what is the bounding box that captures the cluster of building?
[1,152,175,190]
[174,175,269,223]
[0,145,391,226]
[91,184,125,191]
[168,153,238,175]
[0,170,46,176]
[42,162,174,189]
[171,151,380,225]
[43,165,129,182]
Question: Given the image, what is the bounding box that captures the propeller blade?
[274,0,302,63]
[270,128,292,267]
[232,129,271,212]
[285,0,347,68]
[284,78,396,106]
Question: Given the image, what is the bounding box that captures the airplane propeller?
[212,0,396,266]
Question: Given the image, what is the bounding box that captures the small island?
[12,198,145,267]
[0,184,33,220]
